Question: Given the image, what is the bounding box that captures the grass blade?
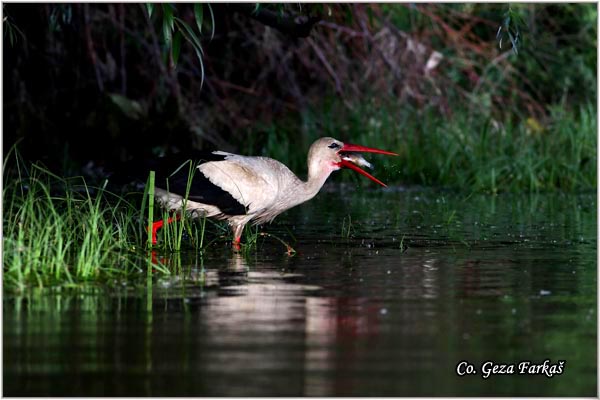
[147,171,155,249]
[194,3,203,34]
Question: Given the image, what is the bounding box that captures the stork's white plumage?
[149,137,397,248]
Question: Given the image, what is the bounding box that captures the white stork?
[146,137,397,248]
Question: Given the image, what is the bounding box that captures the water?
[4,188,596,396]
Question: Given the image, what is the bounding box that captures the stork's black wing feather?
[111,150,246,216]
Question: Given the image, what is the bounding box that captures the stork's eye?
[328,143,340,149]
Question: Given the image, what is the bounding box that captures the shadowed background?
[3,3,596,191]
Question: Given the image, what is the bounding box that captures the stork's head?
[307,137,398,187]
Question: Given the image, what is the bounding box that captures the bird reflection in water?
[147,251,391,396]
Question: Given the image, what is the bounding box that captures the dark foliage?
[3,3,596,177]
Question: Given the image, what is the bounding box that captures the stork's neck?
[301,160,336,199]
[275,155,337,212]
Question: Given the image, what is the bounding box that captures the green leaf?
[164,4,175,30]
[162,4,174,46]
[252,3,261,15]
[207,3,215,41]
[173,18,206,87]
[508,31,518,55]
[108,93,145,120]
[194,3,203,34]
[146,3,154,18]
[175,17,204,56]
[8,24,15,47]
[192,42,205,89]
[162,23,172,47]
[172,31,182,66]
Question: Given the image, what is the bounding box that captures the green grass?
[247,101,596,193]
[152,160,212,252]
[2,155,216,291]
[3,163,143,290]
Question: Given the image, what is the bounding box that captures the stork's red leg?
[149,215,181,245]
[231,224,244,251]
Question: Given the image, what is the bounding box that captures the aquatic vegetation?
[249,102,596,193]
[341,215,354,239]
[2,155,210,290]
[3,163,143,289]
[146,161,211,253]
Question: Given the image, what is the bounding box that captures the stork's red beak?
[337,143,398,187]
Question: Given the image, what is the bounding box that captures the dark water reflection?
[3,189,596,396]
